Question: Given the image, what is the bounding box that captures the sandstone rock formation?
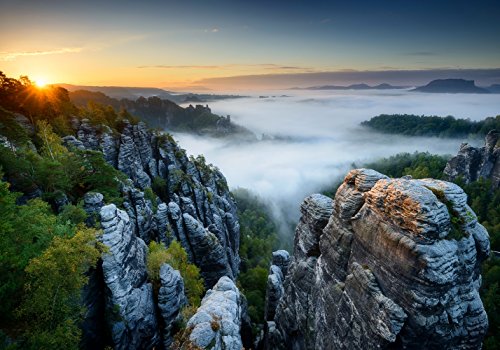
[66,118,242,349]
[185,276,243,350]
[71,119,240,287]
[158,263,188,348]
[264,250,290,322]
[100,204,159,349]
[266,169,490,350]
[444,129,500,188]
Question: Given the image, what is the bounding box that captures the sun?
[34,78,48,88]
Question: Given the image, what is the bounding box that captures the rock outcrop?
[100,204,159,349]
[444,129,500,188]
[71,119,240,288]
[185,276,243,350]
[158,263,188,349]
[266,169,490,350]
[264,250,290,322]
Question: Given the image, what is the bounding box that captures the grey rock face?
[267,169,490,350]
[264,250,290,322]
[122,184,156,244]
[186,276,243,350]
[158,264,188,349]
[294,194,334,260]
[444,130,500,188]
[62,135,86,150]
[83,192,104,226]
[271,250,290,276]
[73,119,241,290]
[183,213,234,288]
[99,204,159,349]
[264,265,285,322]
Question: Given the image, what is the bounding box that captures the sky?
[1,0,500,90]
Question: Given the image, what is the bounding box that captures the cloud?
[0,47,83,61]
[319,18,331,24]
[204,27,219,33]
[137,63,314,71]
[404,51,438,56]
[137,65,222,69]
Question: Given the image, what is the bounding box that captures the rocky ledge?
[265,169,490,349]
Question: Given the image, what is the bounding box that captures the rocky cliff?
[66,118,241,285]
[444,129,499,188]
[265,169,490,349]
[62,118,244,349]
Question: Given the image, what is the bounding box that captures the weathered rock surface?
[99,204,159,349]
[158,263,188,349]
[73,120,240,288]
[83,192,104,226]
[186,276,243,350]
[266,169,490,350]
[444,129,500,188]
[264,250,291,322]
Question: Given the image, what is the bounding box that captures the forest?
[362,113,500,138]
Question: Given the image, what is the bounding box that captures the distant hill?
[361,113,500,138]
[69,89,254,138]
[58,84,174,99]
[412,79,490,93]
[487,84,500,93]
[294,83,407,90]
[57,83,244,104]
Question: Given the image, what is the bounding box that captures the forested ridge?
[69,89,252,137]
[362,114,500,138]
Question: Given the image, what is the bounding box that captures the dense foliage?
[362,114,500,138]
[17,228,103,350]
[147,241,205,307]
[364,151,450,179]
[233,188,280,325]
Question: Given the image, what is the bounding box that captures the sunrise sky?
[1,0,499,90]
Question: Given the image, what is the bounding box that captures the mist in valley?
[175,90,500,241]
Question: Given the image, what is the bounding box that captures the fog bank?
[175,90,500,238]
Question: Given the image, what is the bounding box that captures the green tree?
[17,227,103,350]
[36,120,67,161]
[0,178,73,324]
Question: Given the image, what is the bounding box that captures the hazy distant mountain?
[412,79,490,93]
[295,83,407,90]
[59,84,175,99]
[487,84,500,93]
[57,84,244,103]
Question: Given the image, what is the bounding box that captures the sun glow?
[34,78,47,88]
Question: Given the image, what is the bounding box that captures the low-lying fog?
[175,90,500,238]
